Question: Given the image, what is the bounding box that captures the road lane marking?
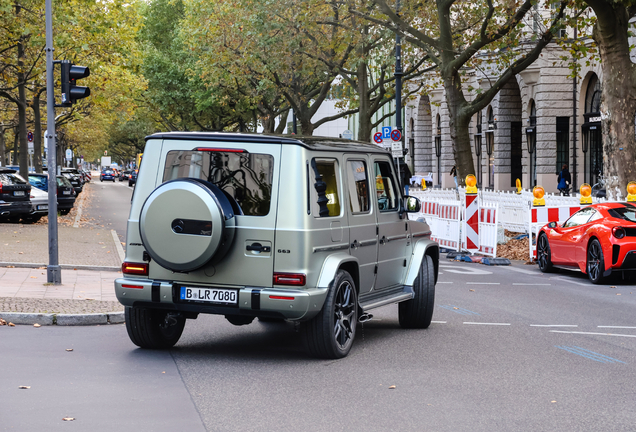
[431,321,447,324]
[466,282,500,285]
[439,265,493,275]
[550,330,636,338]
[598,326,636,329]
[438,305,480,316]
[550,276,589,286]
[530,324,578,327]
[501,266,539,275]
[556,346,626,364]
[464,322,511,326]
[513,283,552,286]
[437,281,453,284]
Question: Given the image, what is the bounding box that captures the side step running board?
[358,285,414,312]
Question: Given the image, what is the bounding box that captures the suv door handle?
[246,243,271,253]
[379,236,387,245]
[351,240,359,249]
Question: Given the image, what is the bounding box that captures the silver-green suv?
[115,132,438,358]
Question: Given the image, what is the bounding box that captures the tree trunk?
[589,2,636,195]
[444,73,475,187]
[357,61,373,142]
[0,129,5,166]
[31,92,43,173]
[17,34,29,179]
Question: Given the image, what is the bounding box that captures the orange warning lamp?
[627,181,636,202]
[515,178,522,194]
[580,183,592,205]
[421,178,427,190]
[532,185,545,207]
[465,174,478,194]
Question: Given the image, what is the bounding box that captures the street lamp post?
[474,114,482,187]
[435,119,442,186]
[485,119,495,189]
[526,112,537,188]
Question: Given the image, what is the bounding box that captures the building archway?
[581,73,602,186]
[413,95,433,177]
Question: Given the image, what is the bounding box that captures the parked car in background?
[128,169,137,187]
[100,169,116,182]
[120,170,131,181]
[28,173,76,215]
[537,202,636,284]
[0,168,32,222]
[59,169,83,194]
[24,185,48,223]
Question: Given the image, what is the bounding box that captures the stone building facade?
[404,43,604,194]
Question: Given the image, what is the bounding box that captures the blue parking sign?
[382,126,392,139]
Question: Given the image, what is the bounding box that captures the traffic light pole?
[45,0,61,284]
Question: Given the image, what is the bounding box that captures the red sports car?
[537,202,636,284]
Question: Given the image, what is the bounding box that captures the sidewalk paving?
[0,180,126,326]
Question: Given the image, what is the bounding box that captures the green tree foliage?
[353,0,568,185]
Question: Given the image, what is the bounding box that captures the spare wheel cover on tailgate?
[139,178,236,272]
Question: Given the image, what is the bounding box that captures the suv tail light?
[273,273,306,286]
[122,262,149,276]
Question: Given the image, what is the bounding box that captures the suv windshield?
[163,150,274,216]
[608,205,636,222]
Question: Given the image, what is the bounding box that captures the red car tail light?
[612,227,626,239]
[122,262,149,276]
[273,272,306,286]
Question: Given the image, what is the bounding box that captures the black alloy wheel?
[125,307,186,349]
[303,269,357,359]
[587,238,605,284]
[537,233,554,273]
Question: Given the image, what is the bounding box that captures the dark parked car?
[28,173,76,215]
[0,168,32,222]
[128,169,137,187]
[100,169,116,182]
[61,168,84,194]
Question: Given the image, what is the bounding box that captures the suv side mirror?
[404,196,421,213]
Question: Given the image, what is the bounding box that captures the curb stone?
[0,312,125,326]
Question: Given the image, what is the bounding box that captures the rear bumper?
[114,278,329,321]
[0,201,32,217]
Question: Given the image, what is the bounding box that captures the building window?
[556,117,569,173]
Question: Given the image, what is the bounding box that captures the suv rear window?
[163,150,274,216]
[0,172,27,185]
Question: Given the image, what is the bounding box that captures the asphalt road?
[83,177,133,246]
[3,260,635,431]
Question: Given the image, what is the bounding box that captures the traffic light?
[60,60,90,106]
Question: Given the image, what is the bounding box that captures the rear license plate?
[179,286,238,305]
[37,205,48,210]
[13,191,24,196]
[63,190,71,195]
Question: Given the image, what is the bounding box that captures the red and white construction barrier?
[462,203,499,257]
[528,205,582,259]
[464,194,479,252]
[432,202,461,251]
